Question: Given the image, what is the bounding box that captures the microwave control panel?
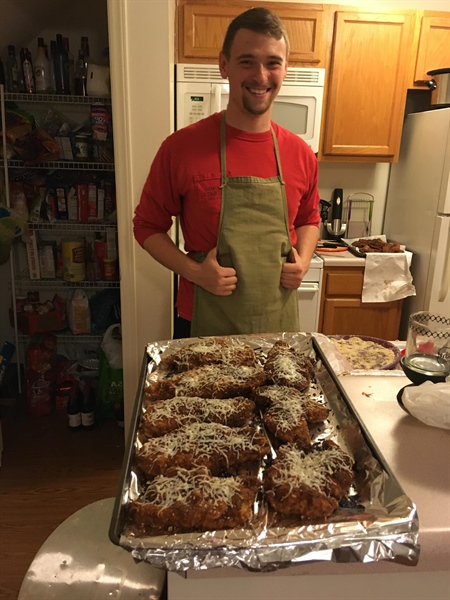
[184,94,209,125]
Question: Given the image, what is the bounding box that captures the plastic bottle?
[48,40,57,93]
[54,34,70,94]
[20,47,35,93]
[67,385,82,431]
[34,37,50,93]
[74,49,87,95]
[6,45,20,92]
[81,380,96,430]
[63,37,75,95]
[81,36,90,68]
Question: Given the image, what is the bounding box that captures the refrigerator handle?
[211,84,221,114]
[438,222,450,302]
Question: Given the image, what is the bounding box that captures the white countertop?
[317,250,365,266]
[338,373,450,573]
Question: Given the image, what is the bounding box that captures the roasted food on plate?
[253,385,329,423]
[141,396,256,438]
[264,340,314,390]
[159,337,258,373]
[136,421,270,477]
[351,238,403,253]
[128,467,259,532]
[145,363,266,401]
[264,440,354,519]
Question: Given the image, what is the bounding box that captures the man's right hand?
[195,247,237,295]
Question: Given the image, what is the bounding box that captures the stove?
[297,252,324,332]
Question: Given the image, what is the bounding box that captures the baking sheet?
[109,332,419,572]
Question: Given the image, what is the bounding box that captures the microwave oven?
[176,63,325,153]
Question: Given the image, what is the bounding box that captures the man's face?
[219,29,288,119]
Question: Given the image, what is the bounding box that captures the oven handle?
[298,283,320,293]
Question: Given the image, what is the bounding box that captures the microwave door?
[212,82,230,113]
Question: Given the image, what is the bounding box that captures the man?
[133,7,320,338]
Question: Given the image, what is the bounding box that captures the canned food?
[62,238,86,282]
[103,257,116,281]
[74,133,91,160]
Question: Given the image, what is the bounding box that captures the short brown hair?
[222,7,290,59]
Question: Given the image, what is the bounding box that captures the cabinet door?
[320,11,415,162]
[321,298,403,339]
[414,14,450,83]
[179,1,329,66]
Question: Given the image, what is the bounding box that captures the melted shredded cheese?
[139,422,265,463]
[143,396,251,424]
[160,338,257,371]
[270,445,353,495]
[332,337,396,369]
[170,364,265,397]
[140,469,245,508]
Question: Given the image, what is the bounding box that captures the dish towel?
[362,253,416,303]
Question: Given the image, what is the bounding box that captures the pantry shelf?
[14,271,120,290]
[28,222,118,232]
[3,159,115,171]
[18,333,103,343]
[4,92,112,105]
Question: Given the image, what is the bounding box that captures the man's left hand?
[280,247,308,289]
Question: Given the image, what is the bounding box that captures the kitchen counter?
[316,249,365,266]
[168,372,450,600]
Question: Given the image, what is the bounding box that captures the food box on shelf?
[11,309,65,336]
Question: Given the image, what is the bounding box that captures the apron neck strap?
[220,112,285,187]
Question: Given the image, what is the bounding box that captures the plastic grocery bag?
[97,323,123,423]
[402,379,450,430]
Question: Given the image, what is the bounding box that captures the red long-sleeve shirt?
[133,112,320,320]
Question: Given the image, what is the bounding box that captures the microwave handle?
[211,84,222,114]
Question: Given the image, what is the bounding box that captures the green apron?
[191,113,300,337]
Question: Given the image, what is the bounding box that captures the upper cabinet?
[413,12,450,84]
[319,10,415,163]
[178,2,449,163]
[178,1,331,67]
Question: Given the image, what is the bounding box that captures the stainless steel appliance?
[326,188,346,239]
[383,107,450,333]
[176,63,325,153]
[426,68,450,108]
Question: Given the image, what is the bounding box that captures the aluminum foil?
[109,332,419,572]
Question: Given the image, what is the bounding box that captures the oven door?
[297,282,321,332]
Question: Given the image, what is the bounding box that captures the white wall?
[107,0,175,430]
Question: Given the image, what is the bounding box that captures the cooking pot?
[426,68,450,107]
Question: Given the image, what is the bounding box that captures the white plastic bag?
[101,323,122,369]
[402,380,450,430]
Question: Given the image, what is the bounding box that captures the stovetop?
[311,253,324,268]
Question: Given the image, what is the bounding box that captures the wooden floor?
[0,392,126,600]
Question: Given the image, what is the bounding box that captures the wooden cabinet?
[178,0,331,67]
[413,12,450,84]
[319,10,415,163]
[319,267,403,340]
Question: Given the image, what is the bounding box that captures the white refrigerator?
[383,107,450,335]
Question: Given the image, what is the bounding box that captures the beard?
[242,93,272,116]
